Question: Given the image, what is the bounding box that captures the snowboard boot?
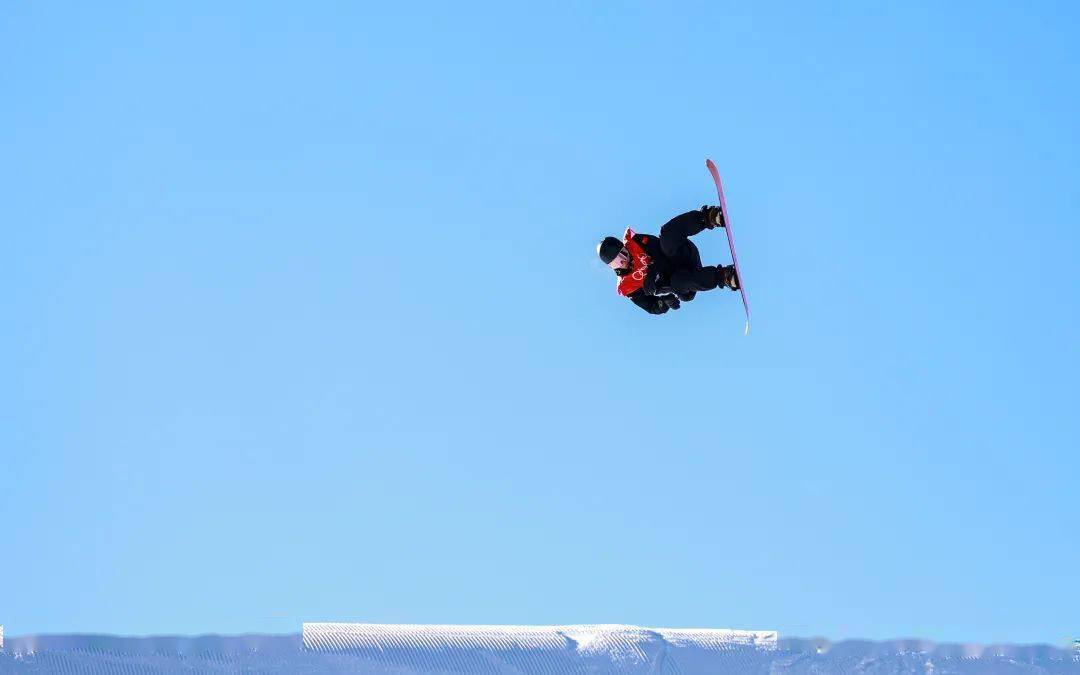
[718,264,740,291]
[701,205,726,229]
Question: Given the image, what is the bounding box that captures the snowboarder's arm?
[642,269,672,297]
[629,292,670,315]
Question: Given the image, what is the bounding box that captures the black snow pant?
[659,209,721,302]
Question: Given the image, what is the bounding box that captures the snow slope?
[0,624,1077,674]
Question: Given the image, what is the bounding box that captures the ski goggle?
[607,248,631,269]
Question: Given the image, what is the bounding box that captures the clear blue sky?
[3,1,1077,645]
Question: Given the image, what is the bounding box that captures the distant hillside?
[0,623,1077,673]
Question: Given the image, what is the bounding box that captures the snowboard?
[705,158,751,334]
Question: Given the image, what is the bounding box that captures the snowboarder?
[597,206,740,315]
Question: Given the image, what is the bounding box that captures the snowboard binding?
[702,205,726,230]
[719,265,740,291]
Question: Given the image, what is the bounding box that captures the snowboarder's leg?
[659,207,724,260]
[659,210,710,260]
[668,238,703,271]
[669,266,721,294]
[669,263,740,294]
[669,240,704,302]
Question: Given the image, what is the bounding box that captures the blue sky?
[2,1,1077,644]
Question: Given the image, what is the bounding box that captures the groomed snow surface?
[0,623,1077,674]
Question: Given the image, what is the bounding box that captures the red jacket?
[613,228,677,315]
[617,229,654,297]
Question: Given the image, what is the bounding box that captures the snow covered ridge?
[304,622,778,651]
[303,622,776,671]
[1,625,1078,674]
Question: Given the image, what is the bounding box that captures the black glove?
[661,294,681,310]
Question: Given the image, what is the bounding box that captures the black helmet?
[596,236,623,265]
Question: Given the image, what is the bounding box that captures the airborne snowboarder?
[597,206,740,315]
